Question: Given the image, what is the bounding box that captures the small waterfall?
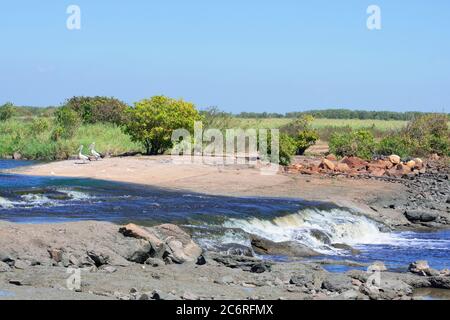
[222,208,396,254]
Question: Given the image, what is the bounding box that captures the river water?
[0,160,449,272]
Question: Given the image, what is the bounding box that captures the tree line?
[235,109,449,121]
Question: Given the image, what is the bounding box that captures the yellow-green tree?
[124,96,201,155]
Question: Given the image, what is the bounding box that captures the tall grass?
[0,119,142,160]
[229,118,409,141]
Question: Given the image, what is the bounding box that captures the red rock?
[336,163,350,173]
[388,155,401,165]
[370,168,386,177]
[325,154,337,161]
[320,159,336,171]
[406,160,416,169]
[341,157,368,169]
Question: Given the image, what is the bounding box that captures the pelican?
[89,142,101,160]
[78,145,89,163]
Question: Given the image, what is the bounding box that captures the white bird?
[78,145,89,163]
[89,142,101,160]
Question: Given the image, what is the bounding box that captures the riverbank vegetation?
[0,99,449,163]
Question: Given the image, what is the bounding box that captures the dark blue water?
[1,160,449,272]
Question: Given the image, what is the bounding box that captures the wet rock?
[310,229,331,244]
[251,236,319,257]
[331,243,361,255]
[408,261,440,276]
[218,244,254,257]
[429,276,450,289]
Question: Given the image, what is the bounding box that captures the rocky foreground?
[0,221,449,300]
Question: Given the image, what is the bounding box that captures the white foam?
[0,197,14,209]
[21,194,54,206]
[58,189,93,201]
[223,208,399,254]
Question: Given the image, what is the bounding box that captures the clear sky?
[1,1,449,113]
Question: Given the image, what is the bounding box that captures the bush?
[281,115,319,155]
[30,117,51,132]
[278,133,297,165]
[329,129,375,160]
[65,96,129,125]
[0,102,15,121]
[259,132,296,166]
[124,96,201,155]
[377,135,411,158]
[402,114,449,156]
[52,107,81,140]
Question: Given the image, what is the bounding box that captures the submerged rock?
[331,243,361,255]
[251,235,320,257]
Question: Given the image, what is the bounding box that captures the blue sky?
[0,1,449,113]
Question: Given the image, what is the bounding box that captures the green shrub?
[279,133,297,165]
[329,129,375,160]
[377,135,411,158]
[0,102,15,121]
[65,96,129,125]
[259,132,296,166]
[52,107,81,140]
[402,114,449,156]
[124,96,201,155]
[281,115,319,155]
[30,117,51,132]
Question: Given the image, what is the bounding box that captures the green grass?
[231,118,408,130]
[0,119,142,160]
